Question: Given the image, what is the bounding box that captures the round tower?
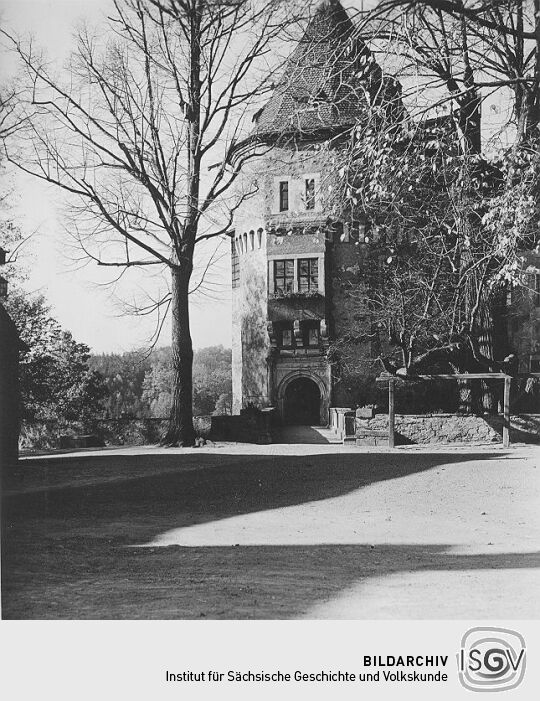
[231,0,388,423]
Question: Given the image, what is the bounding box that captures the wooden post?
[503,376,511,448]
[388,378,395,448]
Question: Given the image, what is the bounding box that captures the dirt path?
[3,444,539,619]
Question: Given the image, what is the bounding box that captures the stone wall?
[355,413,540,445]
[210,408,277,444]
[20,417,213,451]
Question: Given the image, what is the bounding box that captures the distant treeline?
[89,345,232,419]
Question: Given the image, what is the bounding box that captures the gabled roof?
[253,0,385,138]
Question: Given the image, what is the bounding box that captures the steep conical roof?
[253,0,380,137]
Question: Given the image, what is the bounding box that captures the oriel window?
[279,181,289,212]
[305,178,316,210]
[274,259,294,294]
[298,258,319,293]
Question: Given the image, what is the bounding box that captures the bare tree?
[3,0,300,446]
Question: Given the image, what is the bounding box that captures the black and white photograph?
[0,0,539,694]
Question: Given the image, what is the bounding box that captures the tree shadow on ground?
[2,449,536,619]
[482,415,540,444]
[3,450,505,535]
[2,541,539,619]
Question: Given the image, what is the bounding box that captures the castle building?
[230,0,394,424]
[230,0,540,424]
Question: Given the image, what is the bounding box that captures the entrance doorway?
[283,377,321,425]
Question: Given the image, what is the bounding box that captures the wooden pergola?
[377,372,540,448]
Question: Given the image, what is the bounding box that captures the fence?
[376,373,540,448]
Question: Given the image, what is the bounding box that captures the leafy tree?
[141,345,232,417]
[140,348,175,418]
[325,0,540,408]
[89,352,152,418]
[5,289,106,422]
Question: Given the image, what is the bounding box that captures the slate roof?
[253,0,390,139]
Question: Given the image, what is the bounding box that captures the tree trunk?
[163,263,196,447]
[162,1,201,448]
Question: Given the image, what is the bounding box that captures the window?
[274,259,294,294]
[231,239,240,289]
[301,321,320,347]
[298,258,319,293]
[279,181,289,212]
[305,178,316,210]
[308,326,319,346]
[282,329,293,347]
[274,322,293,348]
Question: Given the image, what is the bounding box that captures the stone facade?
[230,0,385,424]
[231,140,379,423]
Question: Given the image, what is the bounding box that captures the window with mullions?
[274,259,294,294]
[279,181,289,212]
[298,258,319,293]
[301,320,320,347]
[231,240,240,289]
[305,178,316,210]
[281,328,293,347]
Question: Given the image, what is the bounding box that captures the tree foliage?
[141,345,232,417]
[5,289,107,422]
[326,0,540,387]
[90,344,232,419]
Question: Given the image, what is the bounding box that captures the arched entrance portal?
[283,377,321,425]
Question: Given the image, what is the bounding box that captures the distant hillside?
[90,345,232,418]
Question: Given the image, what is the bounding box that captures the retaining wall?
[20,417,213,450]
[355,414,540,445]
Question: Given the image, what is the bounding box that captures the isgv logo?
[458,627,526,692]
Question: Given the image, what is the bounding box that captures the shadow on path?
[3,451,504,537]
[2,449,535,619]
[3,541,539,619]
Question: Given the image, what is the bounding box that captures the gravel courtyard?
[2,442,539,619]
